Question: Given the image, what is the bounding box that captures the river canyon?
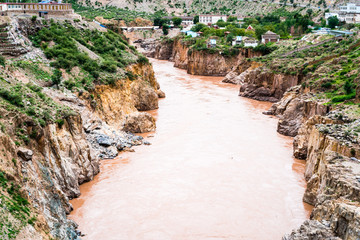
[69,59,312,240]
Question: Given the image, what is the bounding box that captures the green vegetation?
[327,16,339,29]
[0,79,75,131]
[172,17,182,27]
[30,21,145,90]
[70,0,165,23]
[0,55,5,67]
[0,171,36,239]
[251,32,360,104]
[243,9,313,38]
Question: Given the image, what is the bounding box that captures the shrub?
[0,88,24,107]
[137,56,149,64]
[55,119,65,128]
[31,15,37,22]
[0,55,5,67]
[331,92,356,103]
[51,69,62,85]
[321,82,332,89]
[344,80,354,94]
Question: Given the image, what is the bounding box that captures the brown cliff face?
[238,67,301,102]
[264,86,329,137]
[186,50,239,76]
[284,114,360,239]
[0,112,99,239]
[154,40,174,60]
[151,37,261,77]
[91,63,159,130]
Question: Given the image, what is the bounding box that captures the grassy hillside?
[252,34,360,104]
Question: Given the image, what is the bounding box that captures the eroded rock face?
[123,112,156,133]
[283,220,341,240]
[131,80,159,111]
[264,86,329,137]
[154,40,174,60]
[239,68,300,102]
[92,63,160,130]
[0,114,100,239]
[286,123,360,239]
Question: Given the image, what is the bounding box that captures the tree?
[255,26,267,40]
[191,23,207,32]
[162,24,169,35]
[344,80,354,94]
[172,17,182,27]
[306,9,313,17]
[154,18,170,27]
[193,15,199,24]
[51,69,62,86]
[227,16,237,22]
[328,16,339,29]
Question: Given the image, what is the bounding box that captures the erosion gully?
[69,59,313,240]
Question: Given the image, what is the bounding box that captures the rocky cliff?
[144,37,261,76]
[223,61,302,102]
[0,17,162,240]
[284,114,360,239]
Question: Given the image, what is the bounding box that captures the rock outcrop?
[237,66,301,102]
[123,112,156,133]
[283,110,360,239]
[264,86,329,136]
[0,113,99,239]
[142,37,261,76]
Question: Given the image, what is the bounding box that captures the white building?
[243,37,258,47]
[326,3,360,24]
[199,15,227,25]
[163,16,194,26]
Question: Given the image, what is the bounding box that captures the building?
[199,15,227,25]
[261,31,280,44]
[184,30,199,38]
[232,36,242,46]
[163,16,194,26]
[243,37,258,47]
[207,38,217,48]
[325,3,360,24]
[246,25,254,31]
[0,2,74,17]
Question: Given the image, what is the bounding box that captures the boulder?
[156,89,166,98]
[17,147,33,161]
[96,135,113,147]
[131,81,159,111]
[123,112,156,133]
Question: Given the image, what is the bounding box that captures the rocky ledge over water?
[266,87,360,239]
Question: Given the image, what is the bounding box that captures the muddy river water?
[69,59,312,240]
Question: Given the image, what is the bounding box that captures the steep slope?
[0,16,162,239]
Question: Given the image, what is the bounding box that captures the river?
[69,59,312,240]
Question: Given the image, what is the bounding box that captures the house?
[185,30,199,38]
[207,38,217,48]
[232,36,243,46]
[243,37,258,47]
[199,14,227,24]
[0,2,74,17]
[325,3,360,24]
[261,31,280,44]
[246,25,254,31]
[163,16,194,26]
